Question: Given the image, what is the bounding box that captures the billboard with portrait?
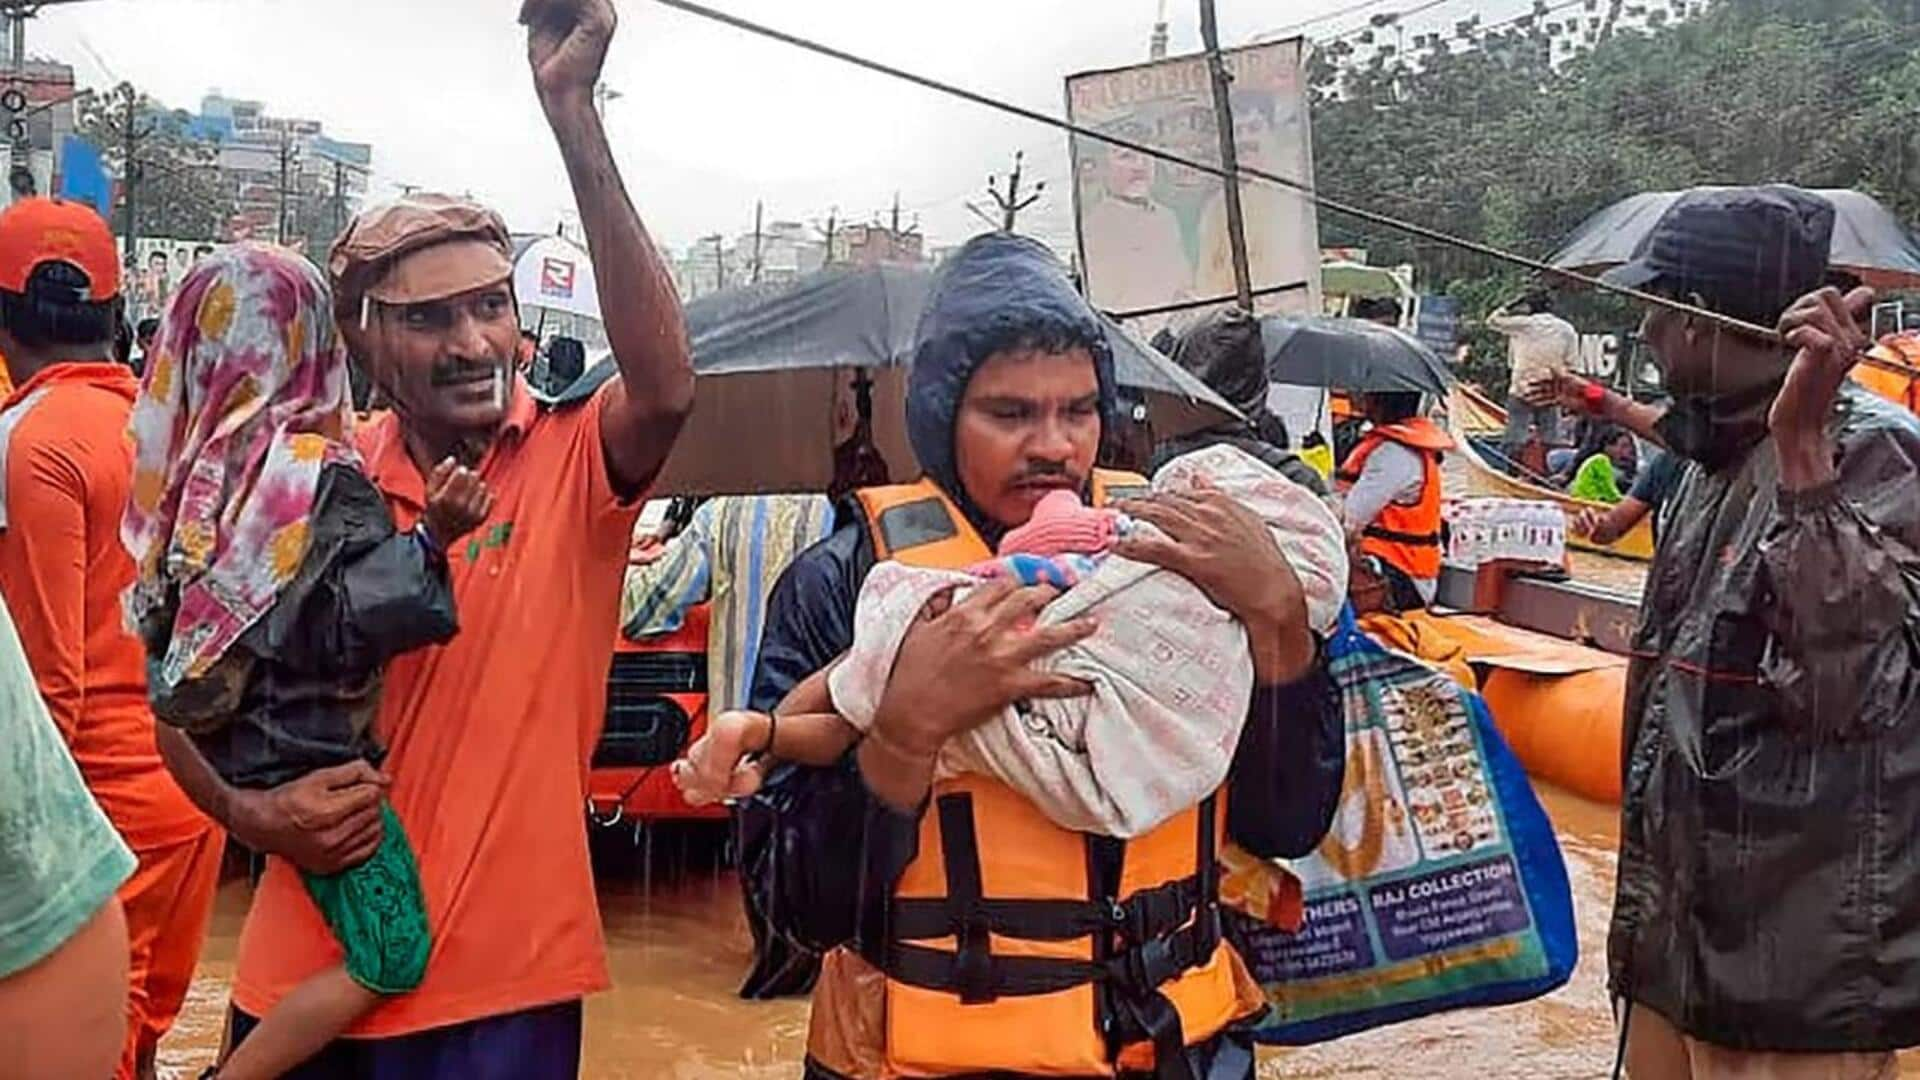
[1067,40,1322,337]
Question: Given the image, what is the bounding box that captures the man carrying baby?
[730,233,1349,1080]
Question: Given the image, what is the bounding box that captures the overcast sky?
[26,0,1527,253]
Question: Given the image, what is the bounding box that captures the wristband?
[1581,380,1608,416]
[756,711,779,759]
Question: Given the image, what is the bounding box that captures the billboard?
[1067,39,1322,336]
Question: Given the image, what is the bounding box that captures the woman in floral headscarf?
[121,243,493,1080]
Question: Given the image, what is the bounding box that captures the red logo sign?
[539,257,576,299]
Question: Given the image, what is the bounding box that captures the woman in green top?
[1567,427,1639,505]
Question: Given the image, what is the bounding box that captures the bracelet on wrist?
[1581,380,1609,416]
[754,711,779,759]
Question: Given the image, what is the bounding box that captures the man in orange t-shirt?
[0,197,221,1080]
[151,1,693,1073]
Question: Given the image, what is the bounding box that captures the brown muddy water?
[165,785,1920,1079]
[150,523,1906,1077]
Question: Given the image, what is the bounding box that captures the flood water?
[149,471,1902,1077]
[153,784,1877,1080]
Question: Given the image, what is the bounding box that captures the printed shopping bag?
[1234,606,1577,1045]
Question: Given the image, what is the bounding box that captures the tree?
[76,83,230,242]
[1308,0,1920,390]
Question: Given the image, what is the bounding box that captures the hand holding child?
[672,710,772,806]
[423,458,494,545]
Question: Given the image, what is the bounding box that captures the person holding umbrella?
[737,232,1344,1079]
[1149,306,1326,495]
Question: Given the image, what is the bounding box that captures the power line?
[1254,0,1399,42]
[649,0,1912,372]
[1320,0,1460,46]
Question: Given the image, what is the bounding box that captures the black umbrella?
[1261,315,1455,398]
[544,263,1241,495]
[1550,187,1920,290]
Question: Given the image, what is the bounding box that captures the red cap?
[0,197,122,301]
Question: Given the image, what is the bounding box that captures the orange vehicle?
[586,602,727,826]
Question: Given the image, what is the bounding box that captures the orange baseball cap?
[0,197,122,301]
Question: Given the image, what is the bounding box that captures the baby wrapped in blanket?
[674,443,1346,838]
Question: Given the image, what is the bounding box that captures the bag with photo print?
[1230,606,1577,1045]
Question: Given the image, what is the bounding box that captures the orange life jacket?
[1335,418,1453,581]
[846,472,1257,1079]
[1854,336,1920,414]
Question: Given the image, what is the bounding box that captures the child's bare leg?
[214,967,378,1080]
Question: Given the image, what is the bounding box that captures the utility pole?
[593,82,622,118]
[710,233,727,292]
[817,208,839,266]
[874,192,920,261]
[275,130,296,247]
[6,6,25,196]
[117,82,151,253]
[749,199,764,283]
[1199,0,1253,311]
[966,150,1045,233]
[332,158,347,245]
[1149,0,1170,60]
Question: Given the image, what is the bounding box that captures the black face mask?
[1653,379,1782,472]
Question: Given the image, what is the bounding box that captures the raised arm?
[1523,370,1669,448]
[1757,286,1920,727]
[523,0,693,496]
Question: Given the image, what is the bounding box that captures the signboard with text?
[1066,40,1322,336]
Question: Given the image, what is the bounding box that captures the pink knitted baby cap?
[998,489,1120,557]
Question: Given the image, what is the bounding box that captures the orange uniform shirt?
[0,362,209,852]
[232,379,641,1036]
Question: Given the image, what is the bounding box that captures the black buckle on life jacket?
[1118,933,1183,994]
[953,901,995,1006]
[1115,878,1196,947]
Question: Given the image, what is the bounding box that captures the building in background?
[669,215,927,300]
[186,93,372,254]
[1,58,78,207]
[842,221,924,267]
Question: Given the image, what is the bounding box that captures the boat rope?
[652,0,1918,377]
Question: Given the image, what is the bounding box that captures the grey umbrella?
[1550,187,1920,290]
[544,262,1240,495]
[1261,315,1455,398]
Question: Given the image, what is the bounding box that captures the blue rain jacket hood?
[906,233,1118,536]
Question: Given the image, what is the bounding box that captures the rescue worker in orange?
[739,233,1346,1080]
[0,197,220,1080]
[1335,390,1454,608]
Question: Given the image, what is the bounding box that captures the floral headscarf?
[122,243,358,688]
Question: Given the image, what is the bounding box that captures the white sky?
[25,0,1528,253]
